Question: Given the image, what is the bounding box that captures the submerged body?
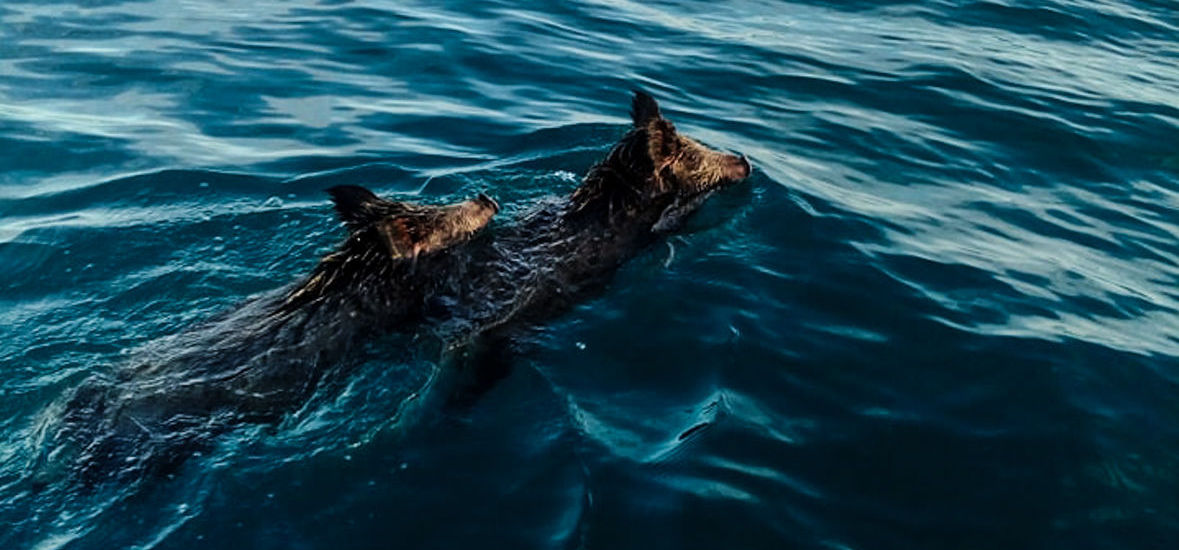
[32,91,747,488]
[33,189,497,487]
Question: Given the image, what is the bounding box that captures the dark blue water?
[2,1,1178,548]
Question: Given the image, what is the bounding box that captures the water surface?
[2,1,1177,549]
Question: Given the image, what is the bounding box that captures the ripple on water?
[2,0,1179,549]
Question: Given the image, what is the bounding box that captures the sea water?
[1,1,1177,548]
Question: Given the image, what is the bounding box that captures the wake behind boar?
[30,188,498,488]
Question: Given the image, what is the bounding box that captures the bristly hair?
[273,229,399,317]
[569,127,658,219]
[568,90,686,221]
[273,187,498,317]
[272,204,453,317]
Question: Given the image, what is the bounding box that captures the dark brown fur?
[277,186,497,315]
[430,91,750,346]
[33,91,746,489]
[33,188,497,488]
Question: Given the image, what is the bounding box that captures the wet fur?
[32,189,496,488]
[431,91,749,345]
[33,91,746,488]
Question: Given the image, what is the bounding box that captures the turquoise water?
[2,1,1178,548]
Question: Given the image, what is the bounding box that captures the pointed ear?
[326,185,401,231]
[631,90,662,127]
[377,217,422,260]
[646,118,680,165]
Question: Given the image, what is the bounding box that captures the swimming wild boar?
[31,188,497,488]
[427,91,750,368]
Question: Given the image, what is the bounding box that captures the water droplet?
[344,454,352,461]
[575,342,587,350]
[400,462,408,470]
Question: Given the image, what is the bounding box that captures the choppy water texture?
[2,1,1178,548]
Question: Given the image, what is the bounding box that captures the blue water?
[2,0,1178,548]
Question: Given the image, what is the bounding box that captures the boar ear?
[377,216,424,260]
[646,118,680,164]
[375,199,487,260]
[327,185,404,232]
[631,90,662,127]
